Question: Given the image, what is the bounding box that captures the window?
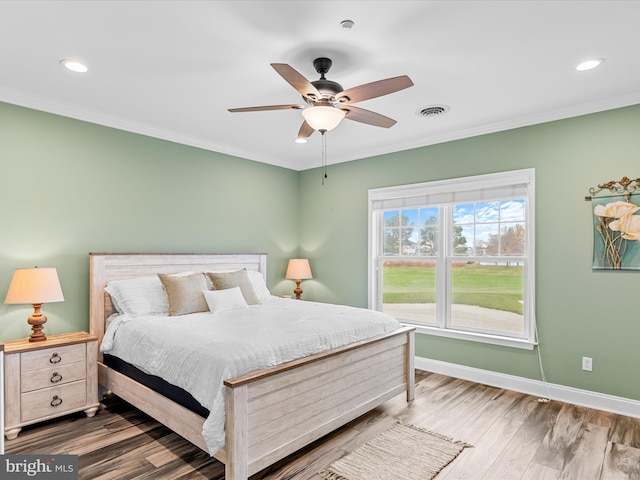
[368,169,535,349]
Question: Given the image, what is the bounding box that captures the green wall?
[299,104,640,401]
[2,100,639,403]
[0,101,299,341]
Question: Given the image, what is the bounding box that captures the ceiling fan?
[228,57,414,141]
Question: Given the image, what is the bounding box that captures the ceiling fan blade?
[297,121,315,140]
[336,75,414,104]
[271,63,322,100]
[228,104,305,113]
[340,105,397,128]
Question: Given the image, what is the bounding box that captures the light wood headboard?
[89,253,267,358]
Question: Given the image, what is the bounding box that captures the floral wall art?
[589,177,640,270]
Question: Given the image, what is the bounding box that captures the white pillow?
[203,287,249,315]
[105,276,169,316]
[246,270,271,303]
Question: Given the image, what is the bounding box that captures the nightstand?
[2,331,99,440]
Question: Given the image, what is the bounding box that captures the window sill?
[402,322,536,350]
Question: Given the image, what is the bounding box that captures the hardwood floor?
[6,371,640,479]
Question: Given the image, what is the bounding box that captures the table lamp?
[285,259,313,300]
[4,267,65,342]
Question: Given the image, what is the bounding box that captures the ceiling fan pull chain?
[321,130,328,185]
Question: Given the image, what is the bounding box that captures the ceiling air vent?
[416,104,450,118]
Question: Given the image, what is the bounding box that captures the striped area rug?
[319,423,472,480]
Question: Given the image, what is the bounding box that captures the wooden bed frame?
[89,253,415,480]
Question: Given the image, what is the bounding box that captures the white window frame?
[368,169,536,350]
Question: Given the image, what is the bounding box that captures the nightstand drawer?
[21,380,87,422]
[21,361,87,393]
[21,343,85,373]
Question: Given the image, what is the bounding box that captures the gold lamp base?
[27,303,48,342]
[293,280,303,300]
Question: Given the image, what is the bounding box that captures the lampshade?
[5,267,65,305]
[301,106,345,132]
[285,259,313,280]
[5,267,64,342]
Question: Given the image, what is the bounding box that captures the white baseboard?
[415,356,640,419]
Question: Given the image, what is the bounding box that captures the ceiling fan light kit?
[301,105,346,131]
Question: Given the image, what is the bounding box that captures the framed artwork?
[588,177,640,270]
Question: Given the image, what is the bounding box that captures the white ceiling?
[2,1,640,171]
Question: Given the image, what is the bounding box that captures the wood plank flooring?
[6,370,640,479]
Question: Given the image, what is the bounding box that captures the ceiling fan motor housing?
[306,57,345,103]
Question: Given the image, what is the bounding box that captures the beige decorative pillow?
[158,273,209,316]
[206,269,261,305]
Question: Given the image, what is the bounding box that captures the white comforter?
[100,296,401,455]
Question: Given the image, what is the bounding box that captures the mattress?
[103,353,209,418]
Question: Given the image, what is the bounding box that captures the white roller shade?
[370,169,532,211]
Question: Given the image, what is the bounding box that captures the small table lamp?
[285,259,313,300]
[4,267,65,342]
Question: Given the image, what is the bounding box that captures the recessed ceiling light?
[576,58,604,71]
[60,59,88,73]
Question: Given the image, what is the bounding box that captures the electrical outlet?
[582,356,593,371]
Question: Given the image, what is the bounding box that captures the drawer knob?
[49,353,62,364]
[50,395,63,407]
[50,372,63,383]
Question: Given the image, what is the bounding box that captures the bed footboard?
[223,326,415,479]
